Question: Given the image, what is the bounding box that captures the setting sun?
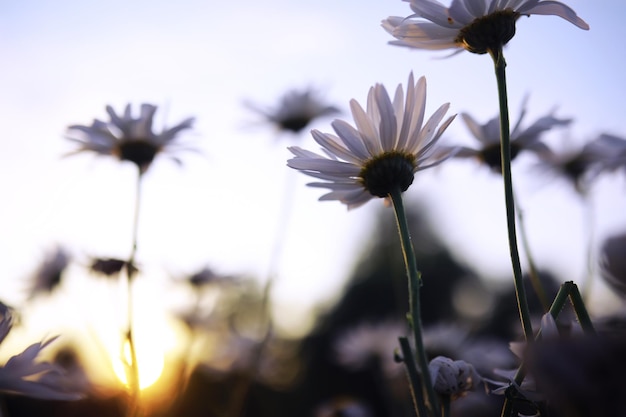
[113,338,165,390]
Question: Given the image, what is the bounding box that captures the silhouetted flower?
[451,101,570,172]
[245,87,340,134]
[66,103,195,173]
[287,73,456,209]
[0,303,83,400]
[185,266,234,288]
[28,246,70,299]
[89,257,137,278]
[524,335,626,417]
[534,139,610,194]
[383,0,588,55]
[599,231,626,300]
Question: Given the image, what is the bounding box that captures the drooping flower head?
[452,99,571,172]
[383,0,589,55]
[245,87,340,135]
[66,103,195,173]
[287,73,456,209]
[429,356,483,399]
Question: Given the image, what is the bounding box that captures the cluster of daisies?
[10,0,626,412]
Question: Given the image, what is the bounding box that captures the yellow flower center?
[359,151,416,197]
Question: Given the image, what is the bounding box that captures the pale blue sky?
[1,0,625,338]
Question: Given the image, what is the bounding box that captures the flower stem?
[489,47,534,342]
[124,169,143,417]
[389,188,438,416]
[399,337,428,417]
[514,190,549,312]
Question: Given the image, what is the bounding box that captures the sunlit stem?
[499,281,595,417]
[389,188,439,417]
[124,169,143,417]
[489,46,534,342]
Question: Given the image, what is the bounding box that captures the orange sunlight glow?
[106,280,178,390]
[113,339,165,390]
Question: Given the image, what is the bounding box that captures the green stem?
[389,188,438,416]
[566,281,596,334]
[489,46,534,342]
[399,337,428,417]
[124,169,142,417]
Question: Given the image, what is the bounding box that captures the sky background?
[1,0,625,366]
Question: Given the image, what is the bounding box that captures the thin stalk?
[124,169,143,417]
[389,188,438,416]
[440,395,451,417]
[489,46,534,342]
[227,167,296,417]
[514,189,549,311]
[399,337,428,417]
[566,281,596,334]
[580,191,596,303]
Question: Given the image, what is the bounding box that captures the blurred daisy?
[287,73,456,209]
[383,0,589,55]
[334,320,407,379]
[422,324,515,376]
[28,246,70,299]
[0,303,83,400]
[599,231,626,301]
[584,133,626,176]
[245,87,340,135]
[534,139,612,194]
[89,257,137,279]
[66,103,195,173]
[452,101,571,172]
[185,266,235,288]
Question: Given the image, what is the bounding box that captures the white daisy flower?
[245,87,340,135]
[383,0,589,55]
[287,73,456,209]
[66,103,195,173]
[0,303,83,400]
[452,100,571,172]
